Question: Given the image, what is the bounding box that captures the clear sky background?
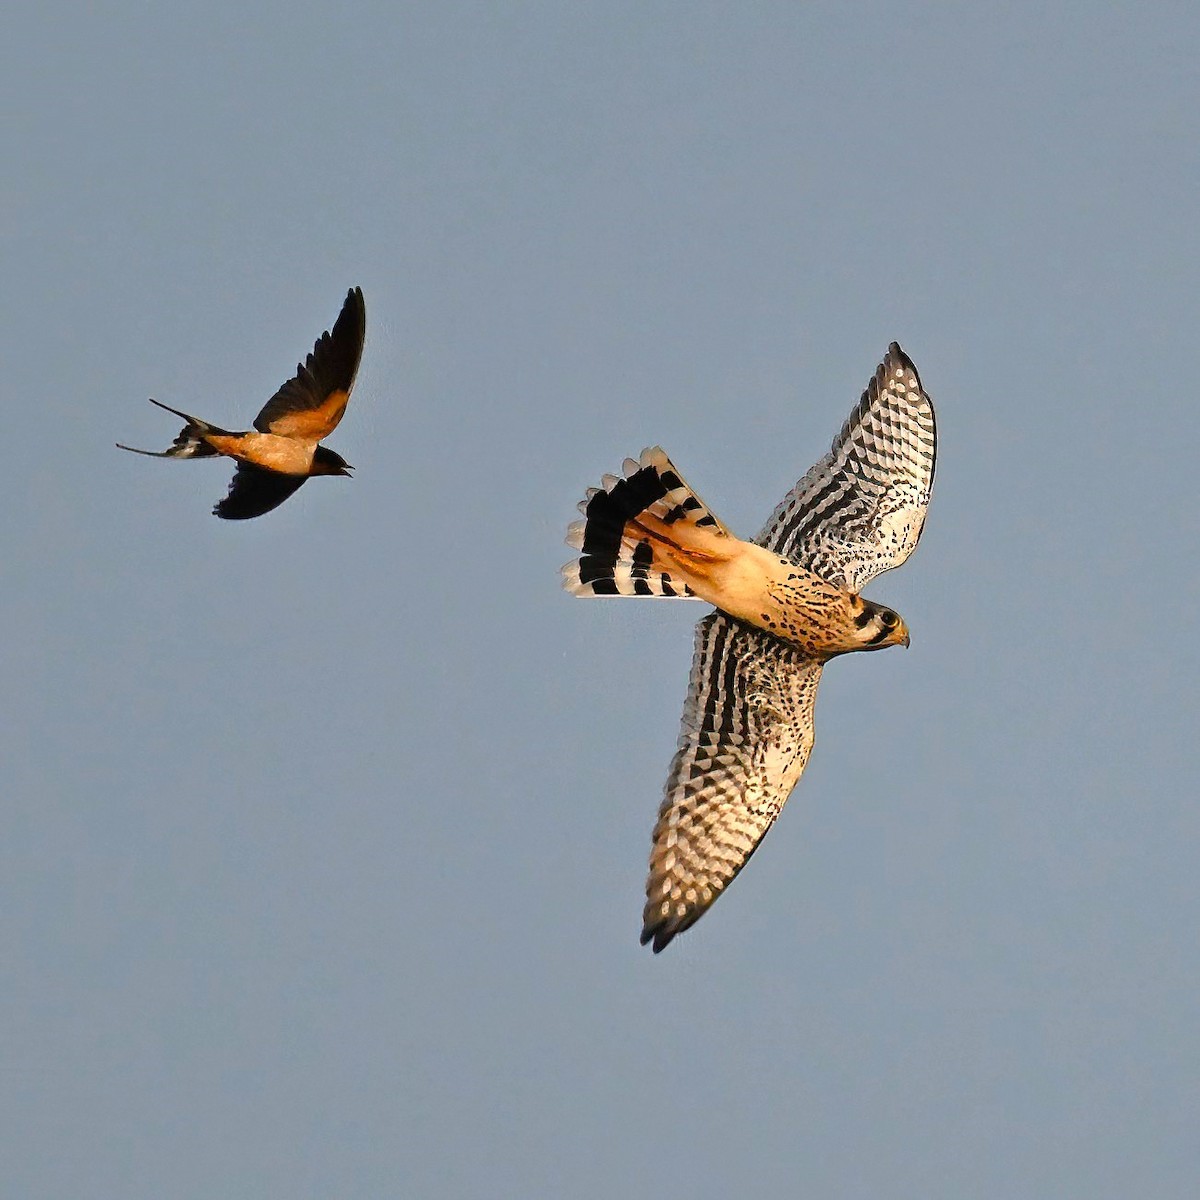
[4,4,1199,1197]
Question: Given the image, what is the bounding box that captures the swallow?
[118,286,366,520]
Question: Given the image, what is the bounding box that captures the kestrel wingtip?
[639,924,672,953]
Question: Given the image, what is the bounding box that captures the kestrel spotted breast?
[118,287,366,520]
[563,343,936,952]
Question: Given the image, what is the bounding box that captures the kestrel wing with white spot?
[756,343,936,593]
[642,612,823,952]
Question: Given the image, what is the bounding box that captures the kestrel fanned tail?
[562,446,732,599]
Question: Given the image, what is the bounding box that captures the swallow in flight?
[118,287,366,520]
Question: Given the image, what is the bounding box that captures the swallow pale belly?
[205,433,315,475]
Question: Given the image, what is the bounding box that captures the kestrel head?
[852,599,910,651]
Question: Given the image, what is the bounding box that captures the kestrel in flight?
[118,287,366,520]
[563,343,936,952]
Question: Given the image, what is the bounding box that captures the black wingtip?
[866,343,924,401]
[339,286,367,336]
[211,501,255,521]
[884,341,921,384]
[640,924,675,954]
[320,286,368,390]
[146,397,199,423]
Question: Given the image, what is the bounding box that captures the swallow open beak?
[339,465,354,476]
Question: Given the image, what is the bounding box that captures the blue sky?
[4,4,1199,1197]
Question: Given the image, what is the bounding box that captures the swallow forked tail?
[116,399,233,459]
[562,446,734,599]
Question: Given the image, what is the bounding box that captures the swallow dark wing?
[213,463,308,520]
[253,287,366,440]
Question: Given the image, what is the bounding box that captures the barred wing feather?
[756,342,936,593]
[642,613,823,952]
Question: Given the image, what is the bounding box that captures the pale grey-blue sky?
[3,4,1199,1197]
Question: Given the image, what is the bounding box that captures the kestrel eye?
[881,610,897,628]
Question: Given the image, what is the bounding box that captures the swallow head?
[312,446,353,477]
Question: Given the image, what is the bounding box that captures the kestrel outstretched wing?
[253,287,367,440]
[214,463,308,520]
[642,612,823,952]
[755,343,936,593]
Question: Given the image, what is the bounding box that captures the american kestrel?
[563,343,936,952]
[118,287,366,520]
